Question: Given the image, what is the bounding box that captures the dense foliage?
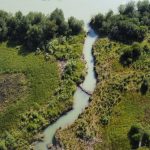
[0,9,84,50]
[120,43,142,66]
[90,0,150,43]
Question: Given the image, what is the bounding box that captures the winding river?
[0,0,139,149]
[35,27,97,150]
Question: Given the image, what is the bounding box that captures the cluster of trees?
[90,0,150,43]
[128,124,150,149]
[0,9,83,50]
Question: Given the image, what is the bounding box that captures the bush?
[100,115,109,125]
[120,44,141,66]
[68,17,83,35]
[0,140,7,150]
[128,124,143,149]
[140,80,149,95]
[76,121,92,141]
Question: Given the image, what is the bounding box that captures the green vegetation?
[128,124,150,149]
[0,9,84,50]
[56,1,150,149]
[90,0,150,43]
[0,8,85,149]
[56,34,150,150]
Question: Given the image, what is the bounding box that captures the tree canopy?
[0,9,84,50]
[90,0,150,43]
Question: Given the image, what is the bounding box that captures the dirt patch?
[58,60,67,74]
[0,73,27,110]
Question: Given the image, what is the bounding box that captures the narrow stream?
[35,26,98,150]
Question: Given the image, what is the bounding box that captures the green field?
[0,33,85,149]
[56,35,150,150]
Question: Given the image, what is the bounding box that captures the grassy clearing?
[56,35,150,150]
[0,33,85,149]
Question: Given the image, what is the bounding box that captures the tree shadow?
[6,41,32,57]
[17,46,31,56]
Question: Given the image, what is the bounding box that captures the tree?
[120,44,141,66]
[128,124,143,149]
[90,13,104,34]
[42,20,58,41]
[140,80,149,95]
[137,0,150,14]
[105,10,114,20]
[118,4,126,14]
[50,8,65,25]
[0,9,83,51]
[124,1,136,17]
[26,25,43,50]
[50,9,69,35]
[68,17,83,35]
[0,140,7,150]
[90,1,149,42]
[110,20,147,42]
[26,12,45,25]
[0,18,8,41]
[6,12,28,42]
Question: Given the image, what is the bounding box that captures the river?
[0,0,138,149]
[35,27,97,150]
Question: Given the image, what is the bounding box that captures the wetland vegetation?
[0,0,150,150]
[56,1,150,150]
[0,9,85,149]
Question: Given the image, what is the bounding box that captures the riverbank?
[55,34,150,149]
[0,33,86,149]
[34,28,97,150]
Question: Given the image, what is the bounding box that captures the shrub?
[120,44,141,66]
[68,17,83,35]
[4,132,17,149]
[128,124,143,149]
[0,140,7,150]
[100,115,109,125]
[140,80,149,95]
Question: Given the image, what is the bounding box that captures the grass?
[0,33,86,149]
[0,42,59,127]
[56,35,150,150]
